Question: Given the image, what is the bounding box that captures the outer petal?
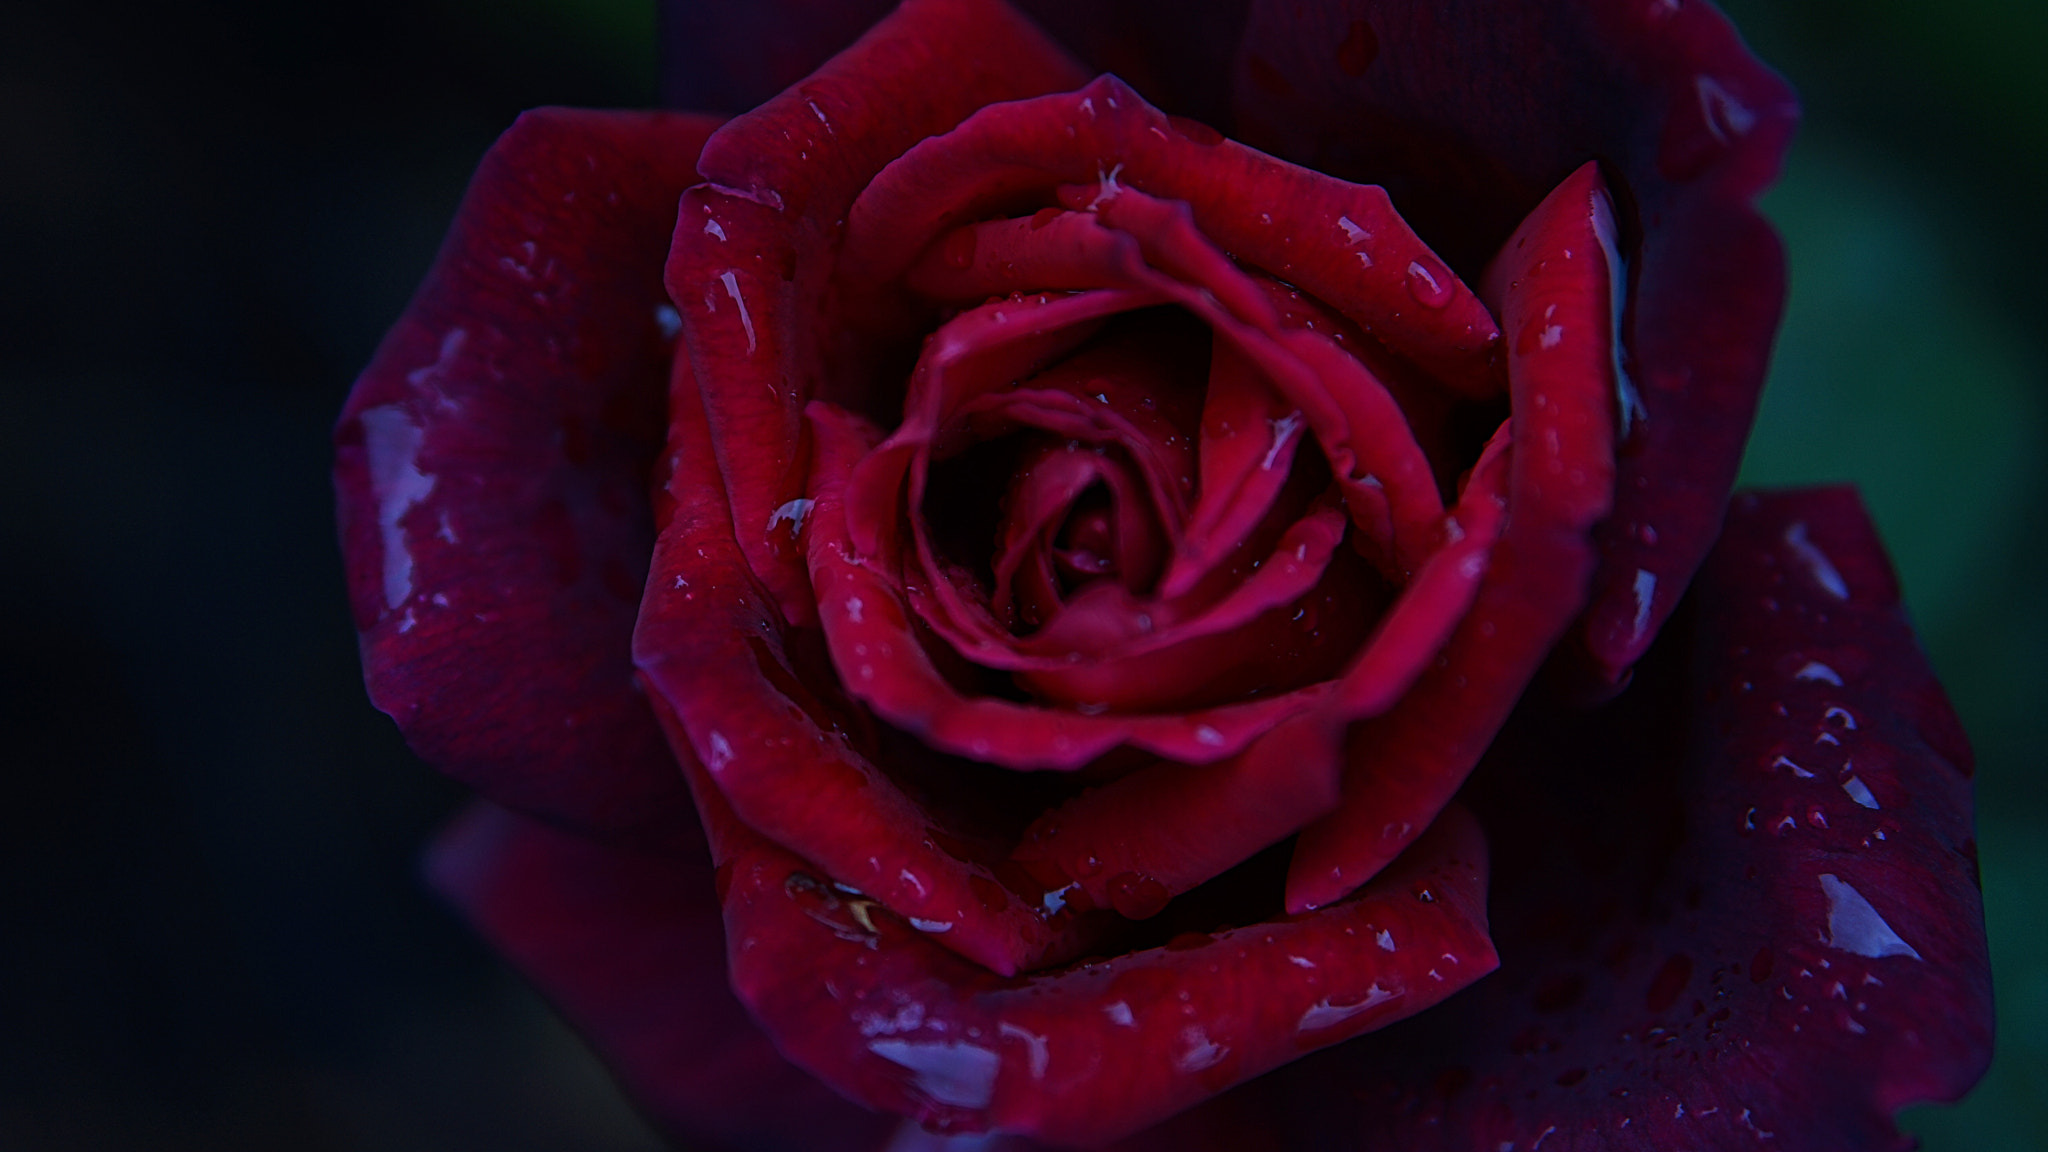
[1228,0,1798,690]
[428,802,1410,1152]
[334,108,719,845]
[426,801,896,1152]
[1218,488,1992,1150]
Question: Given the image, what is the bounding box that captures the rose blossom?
[334,0,1993,1148]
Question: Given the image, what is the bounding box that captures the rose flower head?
[334,0,1994,1148]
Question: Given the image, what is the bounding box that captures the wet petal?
[724,802,1494,1147]
[333,108,719,845]
[1225,488,1991,1151]
[843,74,1499,398]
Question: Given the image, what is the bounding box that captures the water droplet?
[1794,660,1842,685]
[1772,754,1815,779]
[1108,872,1170,920]
[866,1039,1000,1108]
[1405,260,1452,308]
[719,270,757,354]
[1819,874,1922,960]
[705,731,735,771]
[1784,521,1849,599]
[361,405,438,612]
[1842,776,1880,809]
[1173,1026,1228,1072]
[1694,75,1759,145]
[1297,984,1397,1033]
[1629,569,1657,644]
[767,497,814,538]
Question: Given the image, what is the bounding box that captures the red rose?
[335,0,1992,1148]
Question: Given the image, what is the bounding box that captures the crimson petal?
[1222,488,1992,1150]
[723,799,1495,1147]
[334,108,719,845]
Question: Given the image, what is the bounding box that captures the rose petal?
[664,0,1090,629]
[844,74,1501,397]
[333,108,719,845]
[724,799,1495,1147]
[426,801,897,1152]
[1228,487,1992,1150]
[1163,334,1306,600]
[1287,162,1619,912]
[812,401,1332,771]
[1229,0,1797,691]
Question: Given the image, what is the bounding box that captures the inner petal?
[990,445,1165,632]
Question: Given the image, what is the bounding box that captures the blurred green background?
[0,0,2036,1147]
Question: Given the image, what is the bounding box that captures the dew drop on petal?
[1108,872,1170,920]
[1819,874,1923,960]
[866,1040,1001,1109]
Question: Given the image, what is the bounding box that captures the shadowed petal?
[1218,488,1992,1150]
[334,108,720,845]
[426,801,898,1152]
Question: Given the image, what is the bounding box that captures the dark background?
[1,0,2039,1148]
